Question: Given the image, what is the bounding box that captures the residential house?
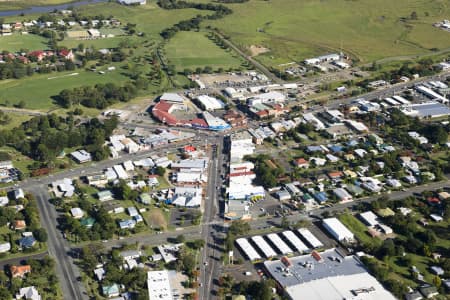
[119,250,142,260]
[97,190,114,202]
[102,283,120,298]
[139,193,152,205]
[15,286,41,300]
[19,236,36,249]
[0,242,11,253]
[333,188,353,202]
[94,267,105,281]
[71,150,92,163]
[419,285,438,299]
[119,219,136,229]
[10,265,31,278]
[294,158,309,168]
[14,220,26,230]
[80,217,95,228]
[14,189,25,199]
[70,208,84,219]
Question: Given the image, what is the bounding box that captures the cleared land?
[203,0,450,66]
[0,33,48,52]
[165,31,243,71]
[0,0,75,10]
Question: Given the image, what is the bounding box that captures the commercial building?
[400,101,450,119]
[71,150,92,163]
[147,270,173,300]
[202,112,231,131]
[251,236,277,258]
[196,95,225,111]
[281,231,309,253]
[297,228,323,249]
[236,238,261,261]
[266,233,293,255]
[264,248,396,300]
[323,218,355,242]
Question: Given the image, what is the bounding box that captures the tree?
[433,276,441,288]
[280,216,290,229]
[410,11,418,20]
[175,234,185,243]
[33,228,48,242]
[155,166,166,176]
[229,220,250,235]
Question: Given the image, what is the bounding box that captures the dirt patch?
[248,45,270,57]
[146,208,168,230]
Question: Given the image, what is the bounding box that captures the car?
[204,262,208,266]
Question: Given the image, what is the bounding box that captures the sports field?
[203,0,450,65]
[0,68,130,110]
[165,31,243,71]
[0,33,48,52]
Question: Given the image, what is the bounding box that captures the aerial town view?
[0,0,450,299]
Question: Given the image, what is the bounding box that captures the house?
[119,219,136,229]
[97,190,114,202]
[119,250,142,260]
[430,266,444,276]
[333,188,353,202]
[343,169,357,178]
[404,291,423,300]
[139,193,152,205]
[94,267,105,281]
[87,174,108,187]
[15,286,41,300]
[328,171,343,181]
[10,265,31,278]
[0,242,11,253]
[127,207,138,217]
[71,150,92,163]
[309,157,326,166]
[70,208,84,219]
[14,220,26,230]
[294,158,309,168]
[102,283,120,298]
[419,285,438,299]
[58,49,74,61]
[19,236,36,249]
[14,188,25,199]
[118,0,147,5]
[80,217,95,228]
[430,214,443,222]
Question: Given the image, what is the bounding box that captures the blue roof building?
[314,192,328,204]
[19,236,36,249]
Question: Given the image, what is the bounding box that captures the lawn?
[0,33,48,52]
[0,112,32,130]
[339,212,382,248]
[0,68,130,110]
[203,0,450,66]
[165,31,243,71]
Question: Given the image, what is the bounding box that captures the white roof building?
[359,211,379,227]
[236,238,261,261]
[0,242,11,253]
[250,235,277,258]
[196,95,225,111]
[0,196,9,207]
[298,228,323,248]
[171,187,202,207]
[113,165,129,180]
[266,233,293,255]
[71,150,92,163]
[160,93,185,103]
[16,286,41,300]
[248,91,286,105]
[147,270,173,300]
[70,208,84,219]
[323,218,355,242]
[281,231,309,253]
[14,189,25,200]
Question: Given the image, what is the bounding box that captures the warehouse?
[400,101,450,119]
[264,248,396,300]
[196,95,225,111]
[297,228,323,249]
[281,231,309,253]
[266,233,293,255]
[236,238,261,261]
[359,211,379,227]
[322,218,355,242]
[147,270,173,300]
[202,112,231,131]
[251,236,277,258]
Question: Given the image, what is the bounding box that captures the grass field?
[0,68,130,110]
[165,31,243,71]
[0,0,74,10]
[0,33,48,52]
[203,0,450,66]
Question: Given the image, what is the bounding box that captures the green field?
[0,33,48,52]
[0,68,130,110]
[202,0,450,66]
[0,0,74,10]
[165,31,243,71]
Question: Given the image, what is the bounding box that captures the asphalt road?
[33,186,87,300]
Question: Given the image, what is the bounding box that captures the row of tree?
[57,82,137,109]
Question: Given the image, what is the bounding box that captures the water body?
[0,0,109,17]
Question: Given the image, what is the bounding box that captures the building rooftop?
[264,248,396,300]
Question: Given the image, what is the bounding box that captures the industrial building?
[400,101,450,119]
[281,231,309,253]
[297,228,323,249]
[264,248,396,300]
[236,238,261,261]
[250,236,277,258]
[266,233,293,255]
[196,95,225,111]
[322,218,355,242]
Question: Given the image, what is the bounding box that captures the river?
[0,0,110,17]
